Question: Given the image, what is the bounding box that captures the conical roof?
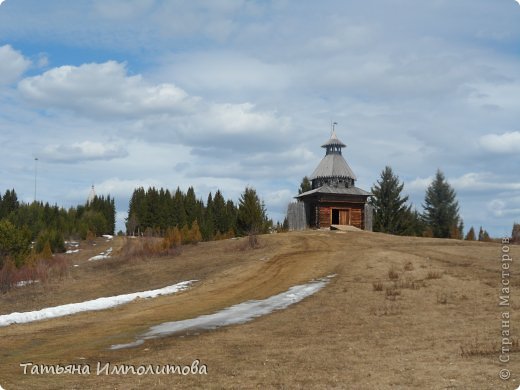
[321,129,346,148]
[310,153,357,180]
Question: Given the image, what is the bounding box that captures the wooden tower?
[296,129,371,229]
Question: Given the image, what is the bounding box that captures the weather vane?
[331,121,338,136]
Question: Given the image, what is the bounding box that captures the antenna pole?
[34,157,38,202]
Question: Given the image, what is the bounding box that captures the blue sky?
[0,0,519,237]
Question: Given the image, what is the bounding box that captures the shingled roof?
[296,184,371,198]
[321,129,346,148]
[310,151,357,180]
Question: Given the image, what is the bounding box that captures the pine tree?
[465,226,476,240]
[369,166,412,235]
[127,187,146,235]
[298,176,312,194]
[226,199,237,234]
[511,223,520,244]
[212,190,228,234]
[478,226,491,242]
[0,189,19,219]
[422,170,461,238]
[173,187,187,228]
[0,220,31,268]
[184,187,197,228]
[201,192,215,240]
[237,187,268,235]
[402,208,426,236]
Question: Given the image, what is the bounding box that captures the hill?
[0,230,518,389]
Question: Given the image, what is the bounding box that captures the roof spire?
[322,124,346,153]
[331,121,338,137]
[87,184,96,204]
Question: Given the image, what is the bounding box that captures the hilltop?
[0,230,518,389]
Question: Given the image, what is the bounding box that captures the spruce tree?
[237,187,268,235]
[298,176,312,194]
[173,187,187,228]
[512,223,520,244]
[478,226,491,242]
[184,187,198,228]
[369,166,411,235]
[422,170,461,238]
[212,190,228,234]
[465,226,476,241]
[0,189,19,219]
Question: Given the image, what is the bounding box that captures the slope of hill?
[0,230,518,389]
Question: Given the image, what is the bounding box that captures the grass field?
[0,230,519,389]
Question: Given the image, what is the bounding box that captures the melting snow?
[88,247,112,261]
[66,249,80,254]
[15,280,39,287]
[111,275,334,350]
[0,280,196,327]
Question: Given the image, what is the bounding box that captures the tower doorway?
[331,208,350,225]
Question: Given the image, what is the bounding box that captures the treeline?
[126,186,271,240]
[367,167,494,240]
[0,188,115,269]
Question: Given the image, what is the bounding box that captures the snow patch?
[88,247,112,261]
[66,249,80,254]
[111,275,334,350]
[0,280,196,327]
[15,280,39,287]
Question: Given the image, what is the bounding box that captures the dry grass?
[460,337,520,358]
[388,266,400,280]
[385,284,401,300]
[404,260,414,271]
[397,276,424,290]
[371,302,402,316]
[426,269,443,279]
[436,291,449,304]
[0,231,519,389]
[0,255,70,293]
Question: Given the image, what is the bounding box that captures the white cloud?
[479,131,520,154]
[407,176,433,193]
[205,103,285,134]
[0,45,31,84]
[408,172,520,193]
[18,61,196,118]
[155,51,292,93]
[41,141,128,163]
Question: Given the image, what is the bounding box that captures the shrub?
[426,270,443,279]
[385,285,401,300]
[0,220,31,268]
[35,229,65,254]
[163,227,182,249]
[403,261,414,271]
[388,267,399,280]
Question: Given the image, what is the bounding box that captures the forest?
[0,189,115,269]
[126,186,271,241]
[0,185,271,276]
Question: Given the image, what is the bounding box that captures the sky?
[0,0,519,237]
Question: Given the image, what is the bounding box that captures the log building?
[295,130,372,229]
